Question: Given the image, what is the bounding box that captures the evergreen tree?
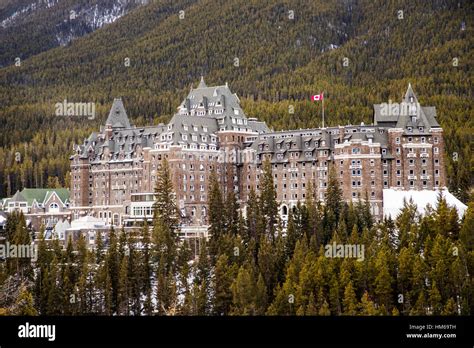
[342,281,358,315]
[323,165,343,244]
[259,159,279,241]
[208,168,224,258]
[213,254,237,316]
[15,286,38,316]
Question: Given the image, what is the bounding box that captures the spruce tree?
[342,281,358,315]
[208,168,224,258]
[259,159,279,241]
[15,286,38,316]
[213,254,237,316]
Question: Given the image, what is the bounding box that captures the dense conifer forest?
[0,160,472,316]
[0,0,472,201]
[0,0,472,318]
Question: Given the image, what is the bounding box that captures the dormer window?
[412,116,417,123]
[407,127,413,133]
[305,142,309,147]
[183,125,188,131]
[418,126,424,132]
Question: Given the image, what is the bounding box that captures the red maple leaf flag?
[311,93,324,101]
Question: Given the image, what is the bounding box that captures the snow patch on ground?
[383,188,467,219]
[1,0,60,28]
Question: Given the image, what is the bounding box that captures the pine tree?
[359,291,377,315]
[141,221,153,315]
[177,240,192,315]
[194,238,211,315]
[374,249,393,310]
[342,281,358,315]
[323,165,343,244]
[15,286,38,316]
[245,186,260,245]
[118,255,129,315]
[231,264,258,315]
[441,298,457,315]
[259,159,279,241]
[213,254,237,316]
[428,281,442,315]
[255,273,268,315]
[208,168,224,259]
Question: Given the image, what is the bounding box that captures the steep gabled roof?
[106,98,131,129]
[10,190,27,202]
[15,188,70,206]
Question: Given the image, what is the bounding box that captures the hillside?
[0,0,147,67]
[0,0,472,201]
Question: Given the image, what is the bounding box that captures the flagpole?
[322,92,325,128]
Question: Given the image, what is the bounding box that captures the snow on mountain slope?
[0,0,147,65]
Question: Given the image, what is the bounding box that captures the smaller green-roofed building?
[3,188,71,233]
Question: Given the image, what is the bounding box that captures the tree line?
[0,159,472,316]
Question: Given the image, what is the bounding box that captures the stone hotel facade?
[70,79,446,236]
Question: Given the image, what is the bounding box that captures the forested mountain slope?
[0,0,147,67]
[0,0,472,201]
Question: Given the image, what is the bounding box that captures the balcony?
[408,175,417,180]
[420,153,429,158]
[349,165,362,169]
[420,175,430,180]
[407,153,416,158]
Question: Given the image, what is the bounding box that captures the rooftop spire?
[404,82,418,103]
[197,76,207,89]
[105,98,131,129]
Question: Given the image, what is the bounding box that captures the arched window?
[49,203,59,213]
[281,205,288,216]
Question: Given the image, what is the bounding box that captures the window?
[352,147,360,154]
[434,147,439,154]
[409,180,414,187]
[49,203,59,212]
[434,137,439,144]
[396,137,400,144]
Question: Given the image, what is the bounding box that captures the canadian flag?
[311,93,324,101]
